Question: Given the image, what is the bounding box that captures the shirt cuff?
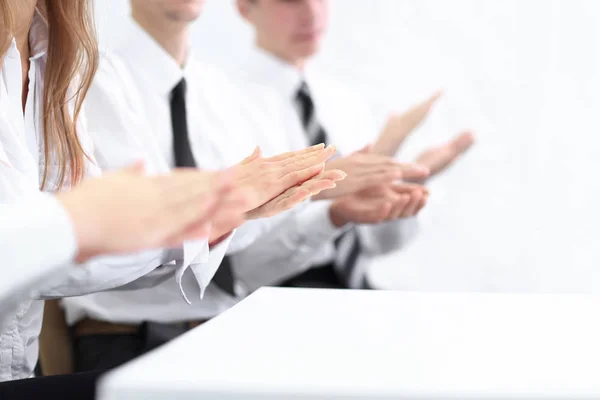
[172,238,209,304]
[295,200,351,251]
[189,232,235,301]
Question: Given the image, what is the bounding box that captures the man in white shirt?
[58,0,434,373]
[232,0,475,289]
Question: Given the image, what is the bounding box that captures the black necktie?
[171,79,195,168]
[294,81,363,287]
[170,78,236,296]
[295,81,328,146]
[334,232,362,287]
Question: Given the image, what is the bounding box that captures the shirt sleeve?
[230,201,349,292]
[0,193,77,327]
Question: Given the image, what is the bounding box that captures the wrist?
[209,231,232,247]
[57,193,100,264]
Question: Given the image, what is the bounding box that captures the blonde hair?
[0,0,99,191]
[0,1,14,58]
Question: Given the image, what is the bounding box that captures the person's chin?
[166,10,202,23]
[295,42,320,59]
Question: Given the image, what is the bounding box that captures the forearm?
[357,216,420,256]
[35,248,171,299]
[231,201,349,292]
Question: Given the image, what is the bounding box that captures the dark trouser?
[0,371,102,400]
[73,321,196,373]
[279,263,346,288]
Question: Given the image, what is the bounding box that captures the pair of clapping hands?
[313,91,475,227]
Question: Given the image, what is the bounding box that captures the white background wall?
[95,0,600,292]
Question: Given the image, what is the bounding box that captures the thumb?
[450,131,476,153]
[240,146,261,165]
[426,89,444,108]
[357,143,373,154]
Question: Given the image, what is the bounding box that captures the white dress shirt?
[228,47,417,290]
[62,20,272,324]
[0,13,212,381]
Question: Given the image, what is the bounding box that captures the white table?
[99,288,600,400]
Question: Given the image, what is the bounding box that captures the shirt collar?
[117,18,193,96]
[245,46,310,101]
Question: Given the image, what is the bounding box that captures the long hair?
[42,0,99,190]
[0,1,15,61]
[0,0,99,191]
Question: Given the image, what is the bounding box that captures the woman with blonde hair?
[0,0,342,397]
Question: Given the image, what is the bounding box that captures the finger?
[410,90,443,120]
[397,162,430,181]
[425,89,443,108]
[265,143,325,162]
[390,182,428,195]
[432,131,475,170]
[248,188,312,219]
[356,143,373,154]
[279,162,325,189]
[415,193,429,213]
[277,188,312,210]
[376,202,394,223]
[238,147,262,166]
[299,179,337,196]
[378,90,444,153]
[390,194,410,220]
[401,192,423,218]
[353,171,402,191]
[415,131,475,176]
[362,154,404,167]
[450,130,476,153]
[277,144,337,170]
[359,162,428,182]
[358,163,412,181]
[315,169,347,182]
[354,156,404,176]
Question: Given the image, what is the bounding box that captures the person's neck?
[256,40,306,72]
[132,11,189,67]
